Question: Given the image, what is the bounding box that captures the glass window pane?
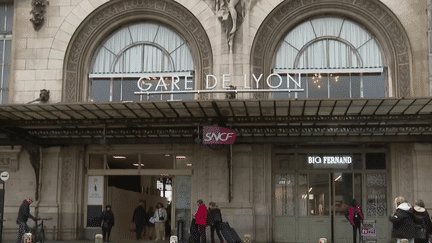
[308,74,328,98]
[334,172,352,215]
[90,79,110,102]
[5,4,12,33]
[354,173,362,205]
[1,90,7,104]
[329,73,350,98]
[365,153,386,170]
[0,40,4,62]
[297,154,308,170]
[4,40,11,64]
[121,79,140,102]
[351,73,361,98]
[275,154,296,170]
[353,153,363,169]
[274,174,295,216]
[309,174,329,216]
[171,77,194,101]
[366,173,387,216]
[112,79,121,102]
[0,6,5,32]
[298,174,308,216]
[363,73,386,98]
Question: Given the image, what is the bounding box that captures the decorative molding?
[0,146,21,172]
[250,0,413,98]
[30,0,47,31]
[63,0,213,103]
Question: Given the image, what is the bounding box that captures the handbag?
[149,217,156,224]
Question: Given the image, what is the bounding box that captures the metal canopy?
[0,97,432,146]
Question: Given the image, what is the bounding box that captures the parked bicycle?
[30,217,52,243]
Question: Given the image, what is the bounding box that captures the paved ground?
[3,240,172,243]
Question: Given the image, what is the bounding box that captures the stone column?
[390,144,415,205]
[413,144,432,209]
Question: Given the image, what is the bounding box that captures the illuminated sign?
[308,155,353,168]
[203,126,237,145]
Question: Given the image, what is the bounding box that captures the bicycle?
[30,217,52,243]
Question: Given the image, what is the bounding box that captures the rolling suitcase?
[220,222,241,243]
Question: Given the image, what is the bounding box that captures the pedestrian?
[153,202,167,241]
[345,199,364,243]
[132,200,147,240]
[16,199,37,243]
[101,205,115,242]
[207,202,224,243]
[412,199,432,243]
[146,206,155,240]
[389,196,417,243]
[194,199,208,243]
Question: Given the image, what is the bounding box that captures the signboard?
[0,171,9,181]
[361,220,377,241]
[203,126,236,145]
[87,176,103,205]
[308,155,353,169]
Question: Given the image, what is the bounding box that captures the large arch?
[250,0,413,98]
[62,0,213,102]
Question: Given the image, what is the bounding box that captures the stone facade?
[3,0,432,241]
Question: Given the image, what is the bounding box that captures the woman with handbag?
[101,205,115,242]
[412,199,432,243]
[153,202,167,241]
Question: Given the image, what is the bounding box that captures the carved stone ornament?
[30,0,47,31]
[63,0,213,102]
[0,146,21,172]
[250,0,413,98]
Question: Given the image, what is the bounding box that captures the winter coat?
[195,204,208,226]
[132,205,147,226]
[16,200,36,224]
[389,202,417,239]
[101,210,115,229]
[207,207,222,226]
[153,208,167,223]
[412,206,432,240]
[346,205,364,226]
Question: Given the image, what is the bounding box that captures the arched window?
[89,22,194,102]
[272,17,386,99]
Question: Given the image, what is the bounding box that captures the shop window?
[272,17,387,99]
[275,174,295,216]
[89,22,194,102]
[365,153,386,170]
[308,174,329,216]
[157,177,172,202]
[0,3,12,104]
[334,173,353,216]
[274,154,296,170]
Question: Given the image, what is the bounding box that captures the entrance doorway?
[85,149,193,241]
[273,151,389,243]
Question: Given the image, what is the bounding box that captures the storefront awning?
[0,97,431,146]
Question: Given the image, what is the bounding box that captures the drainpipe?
[428,0,432,95]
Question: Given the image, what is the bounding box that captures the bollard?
[170,235,178,243]
[95,234,103,243]
[400,239,409,243]
[23,233,32,243]
[318,238,327,243]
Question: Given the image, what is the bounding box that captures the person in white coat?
[153,202,167,241]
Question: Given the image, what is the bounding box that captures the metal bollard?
[23,233,32,243]
[170,236,178,243]
[243,234,252,243]
[400,239,409,243]
[95,234,103,243]
[318,238,328,243]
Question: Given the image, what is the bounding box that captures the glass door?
[332,173,362,242]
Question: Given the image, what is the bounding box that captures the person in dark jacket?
[345,199,364,243]
[16,199,37,243]
[389,196,417,243]
[412,199,432,243]
[132,201,147,240]
[194,200,207,243]
[207,202,224,243]
[101,205,115,242]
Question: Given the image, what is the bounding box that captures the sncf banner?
[203,126,236,145]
